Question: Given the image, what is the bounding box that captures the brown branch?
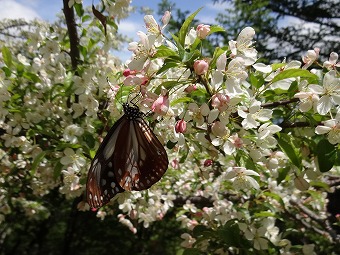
[279,121,314,129]
[63,0,80,70]
[261,98,299,108]
[290,199,339,243]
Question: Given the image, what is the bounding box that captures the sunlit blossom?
[128,31,156,71]
[62,167,80,191]
[302,47,319,69]
[304,70,340,115]
[60,148,86,171]
[225,167,260,190]
[323,52,340,70]
[229,27,258,65]
[238,100,273,129]
[63,124,84,144]
[315,112,340,144]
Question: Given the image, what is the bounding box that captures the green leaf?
[316,139,336,172]
[2,66,11,77]
[31,151,47,174]
[271,63,286,71]
[263,191,285,207]
[277,133,302,169]
[54,161,64,179]
[82,14,92,23]
[154,80,181,95]
[216,221,243,247]
[83,131,96,149]
[2,46,12,67]
[209,25,225,34]
[23,72,41,83]
[178,8,203,47]
[277,166,290,184]
[210,47,227,69]
[182,49,200,63]
[250,73,265,89]
[254,211,276,218]
[166,140,177,149]
[74,3,84,17]
[183,248,202,255]
[271,69,318,84]
[192,225,214,238]
[179,144,189,163]
[170,96,193,106]
[156,62,179,75]
[154,45,178,58]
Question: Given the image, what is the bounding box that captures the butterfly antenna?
[128,86,143,107]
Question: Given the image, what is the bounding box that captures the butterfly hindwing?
[113,117,168,191]
[86,117,125,208]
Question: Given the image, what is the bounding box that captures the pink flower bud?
[175,119,187,133]
[196,24,210,39]
[193,60,209,75]
[123,69,131,77]
[162,11,171,27]
[151,95,169,115]
[211,93,230,111]
[184,84,197,93]
[129,209,138,220]
[141,77,149,85]
[171,159,179,169]
[204,159,213,167]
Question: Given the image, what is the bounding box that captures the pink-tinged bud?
[204,159,213,167]
[151,95,169,115]
[129,209,138,220]
[211,93,230,111]
[162,11,171,27]
[171,159,179,169]
[196,24,210,39]
[193,60,209,75]
[211,121,228,137]
[302,47,320,69]
[141,76,149,85]
[123,69,131,77]
[184,84,197,93]
[175,119,187,133]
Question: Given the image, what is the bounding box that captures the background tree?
[214,0,340,61]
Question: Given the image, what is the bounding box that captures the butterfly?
[86,102,169,209]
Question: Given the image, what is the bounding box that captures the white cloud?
[0,0,41,20]
[118,20,142,40]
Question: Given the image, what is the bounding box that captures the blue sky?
[0,0,229,61]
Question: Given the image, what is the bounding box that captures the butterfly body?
[86,103,168,209]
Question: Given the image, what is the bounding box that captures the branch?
[289,199,339,243]
[261,98,299,108]
[63,0,80,70]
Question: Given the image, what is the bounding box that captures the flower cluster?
[0,3,339,254]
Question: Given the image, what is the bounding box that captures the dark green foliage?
[1,197,183,255]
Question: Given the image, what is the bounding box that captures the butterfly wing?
[113,117,169,191]
[86,107,168,208]
[86,117,126,209]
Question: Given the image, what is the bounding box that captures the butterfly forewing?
[86,103,168,209]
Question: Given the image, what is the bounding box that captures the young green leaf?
[178,8,203,47]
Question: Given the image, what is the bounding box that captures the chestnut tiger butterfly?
[86,101,168,209]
